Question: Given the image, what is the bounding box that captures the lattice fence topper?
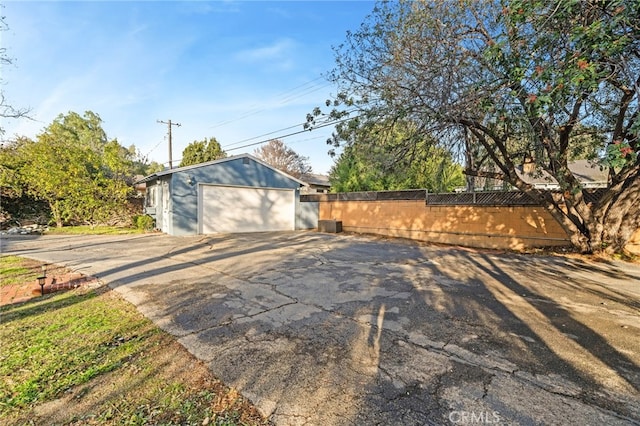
[300,188,608,206]
[301,190,427,202]
[426,191,538,206]
[425,189,608,206]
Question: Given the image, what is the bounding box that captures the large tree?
[308,0,640,254]
[179,137,226,167]
[13,111,134,227]
[253,139,312,179]
[328,119,465,192]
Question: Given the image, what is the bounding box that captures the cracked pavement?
[3,231,639,425]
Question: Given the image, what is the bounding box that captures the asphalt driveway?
[3,231,639,425]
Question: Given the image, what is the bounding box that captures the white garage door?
[199,185,295,234]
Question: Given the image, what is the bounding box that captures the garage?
[198,184,295,234]
[137,154,317,236]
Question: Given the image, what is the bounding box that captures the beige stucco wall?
[319,199,571,250]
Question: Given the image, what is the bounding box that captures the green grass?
[0,256,40,286]
[0,258,269,426]
[1,290,148,407]
[45,225,146,235]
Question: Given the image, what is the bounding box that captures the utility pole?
[157,119,181,169]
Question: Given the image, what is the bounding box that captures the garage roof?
[135,153,307,186]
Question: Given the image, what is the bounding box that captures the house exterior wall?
[296,200,319,230]
[317,199,570,250]
[142,177,170,232]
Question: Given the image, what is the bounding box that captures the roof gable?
[136,153,306,186]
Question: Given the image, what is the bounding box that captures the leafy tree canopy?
[328,119,465,192]
[179,137,226,167]
[308,0,640,254]
[253,139,312,179]
[2,111,135,227]
[126,145,164,176]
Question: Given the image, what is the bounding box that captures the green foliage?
[0,137,30,197]
[604,140,638,169]
[329,123,465,193]
[45,225,145,235]
[133,214,155,231]
[313,0,640,253]
[140,160,164,175]
[125,144,165,176]
[179,137,226,167]
[6,111,135,227]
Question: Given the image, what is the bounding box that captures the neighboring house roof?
[300,173,331,188]
[133,175,146,191]
[135,153,307,186]
[516,159,608,189]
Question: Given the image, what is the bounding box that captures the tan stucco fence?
[306,191,640,254]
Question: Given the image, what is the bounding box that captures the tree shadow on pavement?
[7,232,638,424]
[232,237,639,424]
[466,252,638,391]
[140,234,639,424]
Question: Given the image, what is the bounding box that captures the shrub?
[133,215,155,231]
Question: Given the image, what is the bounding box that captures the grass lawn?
[0,257,270,426]
[45,225,147,235]
[0,256,42,287]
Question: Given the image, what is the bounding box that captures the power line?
[222,121,309,148]
[285,134,327,146]
[162,119,353,166]
[208,76,330,130]
[225,116,358,152]
[145,136,166,158]
[222,109,359,149]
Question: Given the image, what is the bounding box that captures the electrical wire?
[208,76,329,130]
[162,114,357,165]
[222,121,309,148]
[225,115,358,152]
[221,107,359,149]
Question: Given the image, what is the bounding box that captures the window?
[162,182,170,209]
[146,186,157,207]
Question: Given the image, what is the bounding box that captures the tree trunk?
[527,190,592,253]
[563,178,640,254]
[531,186,640,254]
[50,200,63,228]
[598,178,640,254]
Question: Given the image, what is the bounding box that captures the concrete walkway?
[2,232,639,425]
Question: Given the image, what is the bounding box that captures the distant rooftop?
[516,159,608,189]
[300,173,331,188]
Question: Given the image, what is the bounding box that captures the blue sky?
[1,0,375,174]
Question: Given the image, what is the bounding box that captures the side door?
[161,180,170,232]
